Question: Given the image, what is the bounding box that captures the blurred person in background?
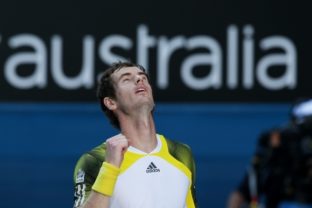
[72,62,197,208]
[227,98,312,208]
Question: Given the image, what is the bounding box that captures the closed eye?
[138,72,148,81]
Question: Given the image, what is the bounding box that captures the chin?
[136,99,154,111]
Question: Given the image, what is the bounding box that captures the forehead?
[112,66,144,79]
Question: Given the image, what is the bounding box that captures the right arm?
[74,134,129,208]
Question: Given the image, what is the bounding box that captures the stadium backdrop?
[0,0,310,207]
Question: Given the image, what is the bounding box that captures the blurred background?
[0,0,311,207]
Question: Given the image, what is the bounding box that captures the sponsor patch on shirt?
[146,162,160,173]
[76,169,85,183]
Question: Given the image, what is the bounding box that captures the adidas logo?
[146,162,160,173]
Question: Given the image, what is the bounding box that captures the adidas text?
[146,169,160,173]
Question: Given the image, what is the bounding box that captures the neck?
[119,113,157,153]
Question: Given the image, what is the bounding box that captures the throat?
[128,135,160,154]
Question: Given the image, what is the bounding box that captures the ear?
[103,97,117,111]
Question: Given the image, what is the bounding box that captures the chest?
[110,155,190,208]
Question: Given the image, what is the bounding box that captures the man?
[227,127,296,208]
[73,62,197,208]
[227,98,312,208]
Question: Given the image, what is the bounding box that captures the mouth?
[135,87,147,94]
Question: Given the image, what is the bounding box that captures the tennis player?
[73,62,197,208]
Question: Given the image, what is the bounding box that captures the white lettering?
[1,24,298,93]
[4,34,47,89]
[181,36,222,90]
[137,25,156,71]
[243,25,255,89]
[257,36,297,90]
[227,25,238,89]
[157,36,185,89]
[98,35,132,65]
[51,35,94,89]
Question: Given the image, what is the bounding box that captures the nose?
[136,75,142,84]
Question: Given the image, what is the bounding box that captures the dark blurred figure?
[227,98,312,208]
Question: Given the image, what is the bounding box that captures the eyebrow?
[118,72,131,81]
[118,71,148,81]
[138,71,148,77]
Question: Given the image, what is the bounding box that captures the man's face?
[111,66,154,113]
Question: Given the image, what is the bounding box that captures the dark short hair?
[97,61,148,129]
